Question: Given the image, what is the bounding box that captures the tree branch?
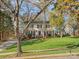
[0,0,14,13]
[23,0,53,33]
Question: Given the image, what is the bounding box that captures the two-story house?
[25,20,52,38]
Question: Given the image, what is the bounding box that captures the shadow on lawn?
[22,38,45,46]
[7,38,45,49]
[70,36,79,38]
[66,43,79,54]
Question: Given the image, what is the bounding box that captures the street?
[33,56,79,59]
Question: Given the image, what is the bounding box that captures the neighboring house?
[64,20,79,36]
[64,24,73,35]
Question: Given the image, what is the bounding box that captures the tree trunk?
[60,31,63,38]
[53,30,55,37]
[0,32,3,41]
[1,31,3,41]
[15,0,22,56]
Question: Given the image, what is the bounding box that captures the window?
[37,25,39,28]
[37,24,42,28]
[46,25,50,28]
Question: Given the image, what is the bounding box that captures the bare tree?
[0,0,53,56]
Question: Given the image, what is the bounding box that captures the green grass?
[0,37,79,59]
[1,37,79,53]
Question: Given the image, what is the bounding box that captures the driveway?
[0,40,17,51]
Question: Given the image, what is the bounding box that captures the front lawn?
[1,37,79,53]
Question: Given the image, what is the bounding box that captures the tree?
[49,0,79,37]
[0,10,13,41]
[49,10,64,37]
[0,0,24,56]
[0,0,53,56]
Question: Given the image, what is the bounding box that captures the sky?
[11,0,55,15]
[11,0,69,21]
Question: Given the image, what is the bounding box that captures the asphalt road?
[34,56,79,59]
